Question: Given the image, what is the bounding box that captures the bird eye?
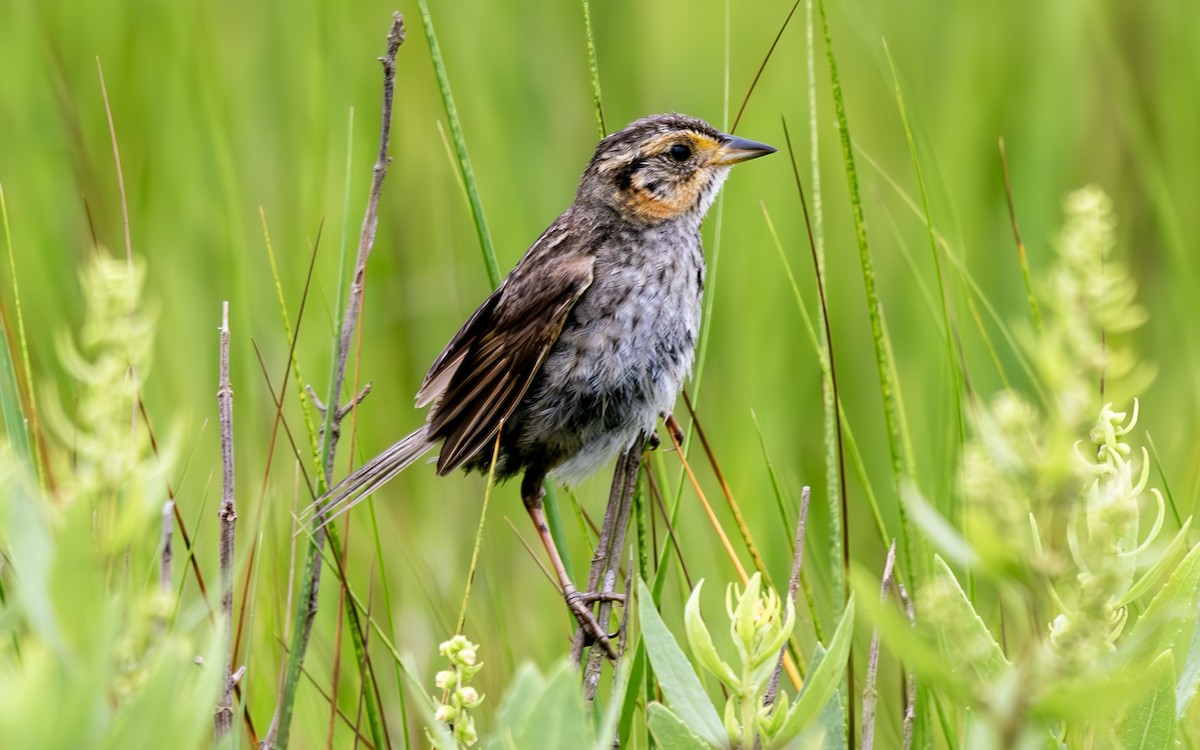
[668,143,692,162]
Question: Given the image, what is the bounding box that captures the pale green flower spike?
[431,635,485,747]
[686,573,797,749]
[1051,398,1164,664]
[43,252,165,537]
[911,187,1189,744]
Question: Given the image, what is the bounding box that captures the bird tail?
[310,425,435,528]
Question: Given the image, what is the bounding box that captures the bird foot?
[565,588,621,660]
[577,591,626,605]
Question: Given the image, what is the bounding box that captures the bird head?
[577,113,776,226]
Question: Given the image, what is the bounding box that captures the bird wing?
[418,221,595,475]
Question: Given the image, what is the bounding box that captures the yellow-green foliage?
[900,189,1194,748]
[0,251,217,747]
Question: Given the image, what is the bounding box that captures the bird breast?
[515,222,705,484]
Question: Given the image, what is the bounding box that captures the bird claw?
[566,589,621,660]
[577,591,626,605]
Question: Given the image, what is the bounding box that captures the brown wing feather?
[424,222,595,475]
[415,286,504,408]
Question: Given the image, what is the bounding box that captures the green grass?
[2,0,1200,747]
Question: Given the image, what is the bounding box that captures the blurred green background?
[2,0,1197,745]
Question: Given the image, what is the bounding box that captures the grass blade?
[416,0,500,288]
[817,0,916,592]
[0,292,30,469]
[0,184,39,480]
[579,0,605,139]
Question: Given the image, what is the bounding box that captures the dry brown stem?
[215,301,238,740]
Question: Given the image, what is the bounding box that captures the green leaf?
[685,580,739,689]
[1117,517,1193,607]
[1034,664,1161,723]
[1130,540,1200,683]
[646,702,716,749]
[507,662,590,750]
[490,663,546,744]
[776,595,856,741]
[1117,650,1177,749]
[903,481,978,570]
[1176,596,1200,716]
[636,578,726,747]
[794,683,843,750]
[617,643,647,745]
[1134,541,1200,638]
[930,554,1009,682]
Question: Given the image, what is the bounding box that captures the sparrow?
[319,113,775,658]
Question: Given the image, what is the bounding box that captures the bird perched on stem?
[317,113,774,658]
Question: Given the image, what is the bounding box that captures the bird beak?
[714,134,777,165]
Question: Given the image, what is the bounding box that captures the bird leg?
[576,437,643,693]
[521,471,619,661]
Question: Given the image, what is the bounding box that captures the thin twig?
[250,341,320,500]
[158,500,173,632]
[898,581,916,750]
[664,423,748,582]
[503,516,560,588]
[619,550,633,657]
[265,15,405,748]
[643,459,692,587]
[215,301,238,740]
[139,402,257,742]
[95,56,140,469]
[161,500,174,594]
[663,415,805,694]
[323,16,403,474]
[765,486,811,707]
[253,343,386,748]
[140,399,214,609]
[95,58,131,265]
[862,541,897,750]
[998,137,1042,335]
[337,382,373,420]
[782,112,855,736]
[576,437,643,695]
[729,0,802,133]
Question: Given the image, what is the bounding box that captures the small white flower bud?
[458,686,480,706]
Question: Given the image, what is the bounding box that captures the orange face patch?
[625,176,706,222]
[614,130,725,223]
